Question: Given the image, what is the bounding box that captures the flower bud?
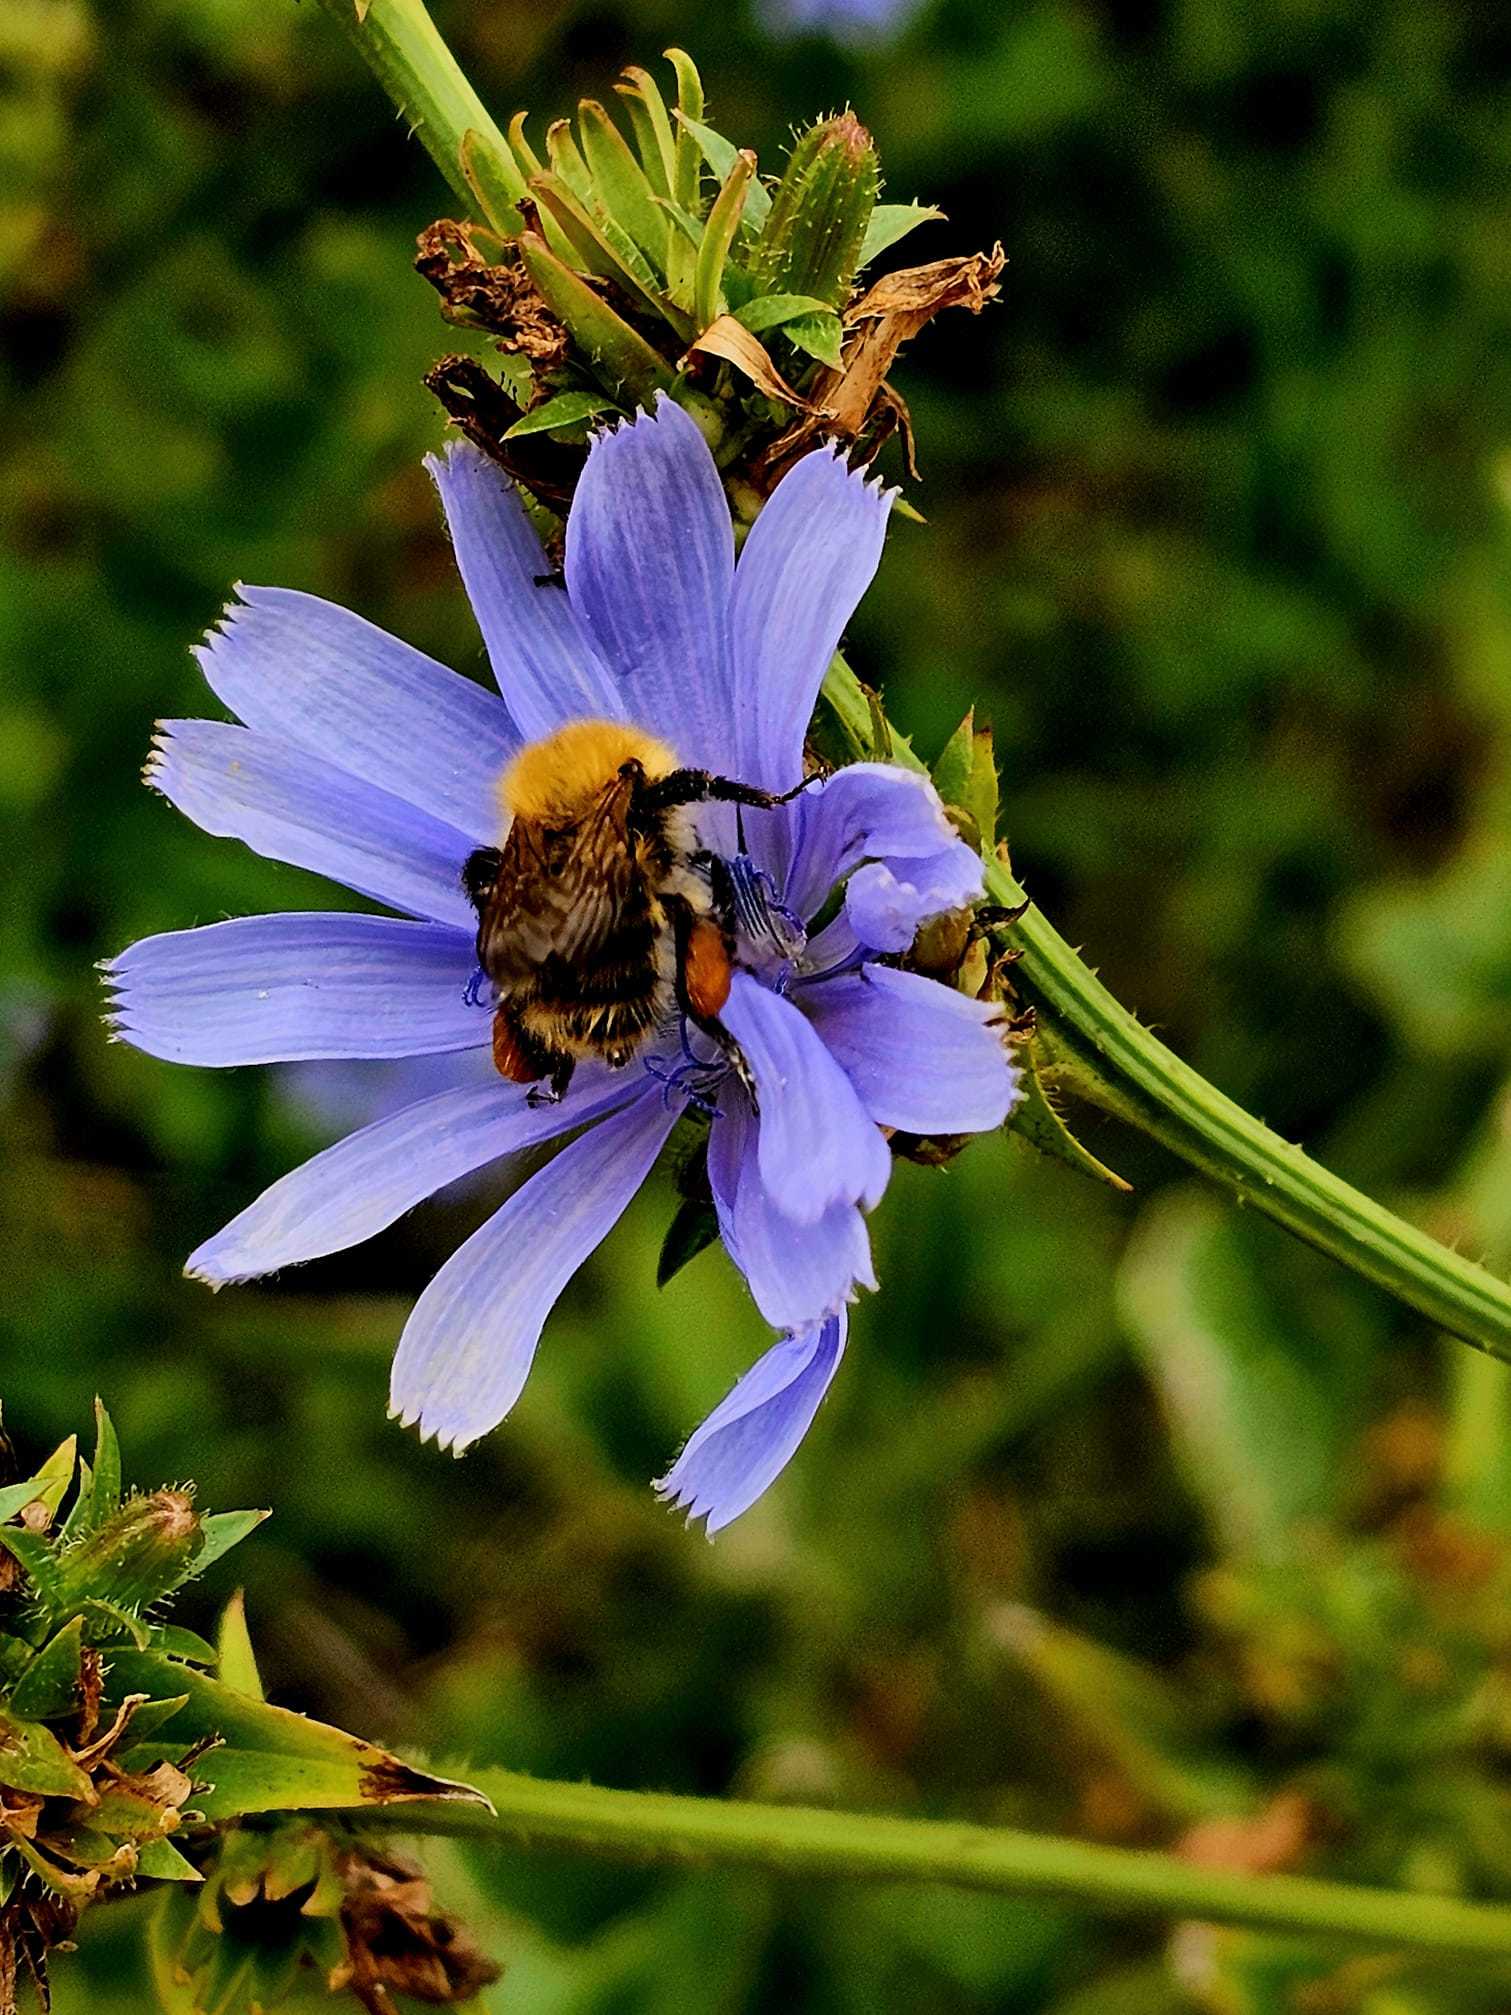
[52,1490,203,1616]
[752,111,880,309]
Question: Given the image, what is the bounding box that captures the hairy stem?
[378,1768,1511,1959]
[312,0,514,210]
[985,850,1511,1360]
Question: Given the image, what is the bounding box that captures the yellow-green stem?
[313,0,517,211]
[379,1768,1511,1959]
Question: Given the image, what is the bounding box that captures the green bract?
[413,50,970,496]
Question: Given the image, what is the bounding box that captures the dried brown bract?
[757,247,1006,486]
[415,219,568,368]
[331,1844,501,2014]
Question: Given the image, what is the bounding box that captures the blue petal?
[189,1074,637,1286]
[565,397,735,771]
[148,719,476,928]
[389,1088,679,1452]
[708,1084,875,1328]
[428,444,625,739]
[844,842,985,953]
[720,973,891,1224]
[272,1049,500,1136]
[104,912,482,1065]
[194,586,518,842]
[729,448,892,792]
[656,1313,847,1535]
[785,762,964,920]
[801,964,1019,1135]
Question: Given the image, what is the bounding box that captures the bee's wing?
[480,784,640,980]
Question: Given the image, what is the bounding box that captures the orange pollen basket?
[682,919,733,1021]
[491,1011,544,1084]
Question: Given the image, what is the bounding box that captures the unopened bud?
[752,112,880,309]
[53,1490,203,1616]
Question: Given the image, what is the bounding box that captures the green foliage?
[0,1416,486,2007]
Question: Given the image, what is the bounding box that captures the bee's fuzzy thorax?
[500,719,678,823]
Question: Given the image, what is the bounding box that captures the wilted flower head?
[106,397,1017,1530]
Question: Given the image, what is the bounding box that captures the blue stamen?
[727,854,806,959]
[463,965,491,1008]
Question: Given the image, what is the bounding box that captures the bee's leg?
[526,1054,577,1108]
[632,768,825,820]
[665,894,757,1109]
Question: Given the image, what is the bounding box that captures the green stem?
[313,0,515,211]
[987,851,1511,1361]
[308,0,1511,1361]
[378,1768,1511,1959]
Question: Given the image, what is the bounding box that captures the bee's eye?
[618,758,644,782]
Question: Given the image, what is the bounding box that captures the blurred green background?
[5,0,1511,2008]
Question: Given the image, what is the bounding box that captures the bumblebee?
[462,720,811,1104]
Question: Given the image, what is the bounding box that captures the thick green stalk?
[986,851,1511,1361]
[380,1768,1511,1959]
[313,0,519,212]
[308,0,1511,1361]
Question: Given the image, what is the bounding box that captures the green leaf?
[150,1625,218,1665]
[615,68,677,197]
[658,1196,720,1289]
[860,201,945,267]
[506,108,542,178]
[932,711,975,807]
[136,1836,202,1882]
[190,1510,269,1588]
[458,125,526,237]
[578,98,670,274]
[89,1402,121,1527]
[735,292,834,334]
[103,1650,493,1823]
[8,1617,85,1719]
[78,1598,150,1647]
[519,233,675,405]
[530,172,664,312]
[0,1705,93,1800]
[1010,1037,1133,1195]
[779,310,844,368]
[655,194,706,251]
[52,1489,203,1615]
[666,48,708,220]
[931,709,1000,853]
[56,1458,94,1543]
[694,150,756,332]
[116,1694,193,1763]
[215,1594,264,1702]
[544,116,593,203]
[0,1436,79,1530]
[504,390,620,440]
[677,113,772,230]
[0,1524,65,1607]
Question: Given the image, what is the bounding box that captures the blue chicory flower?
[759,0,923,44]
[105,397,1018,1532]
